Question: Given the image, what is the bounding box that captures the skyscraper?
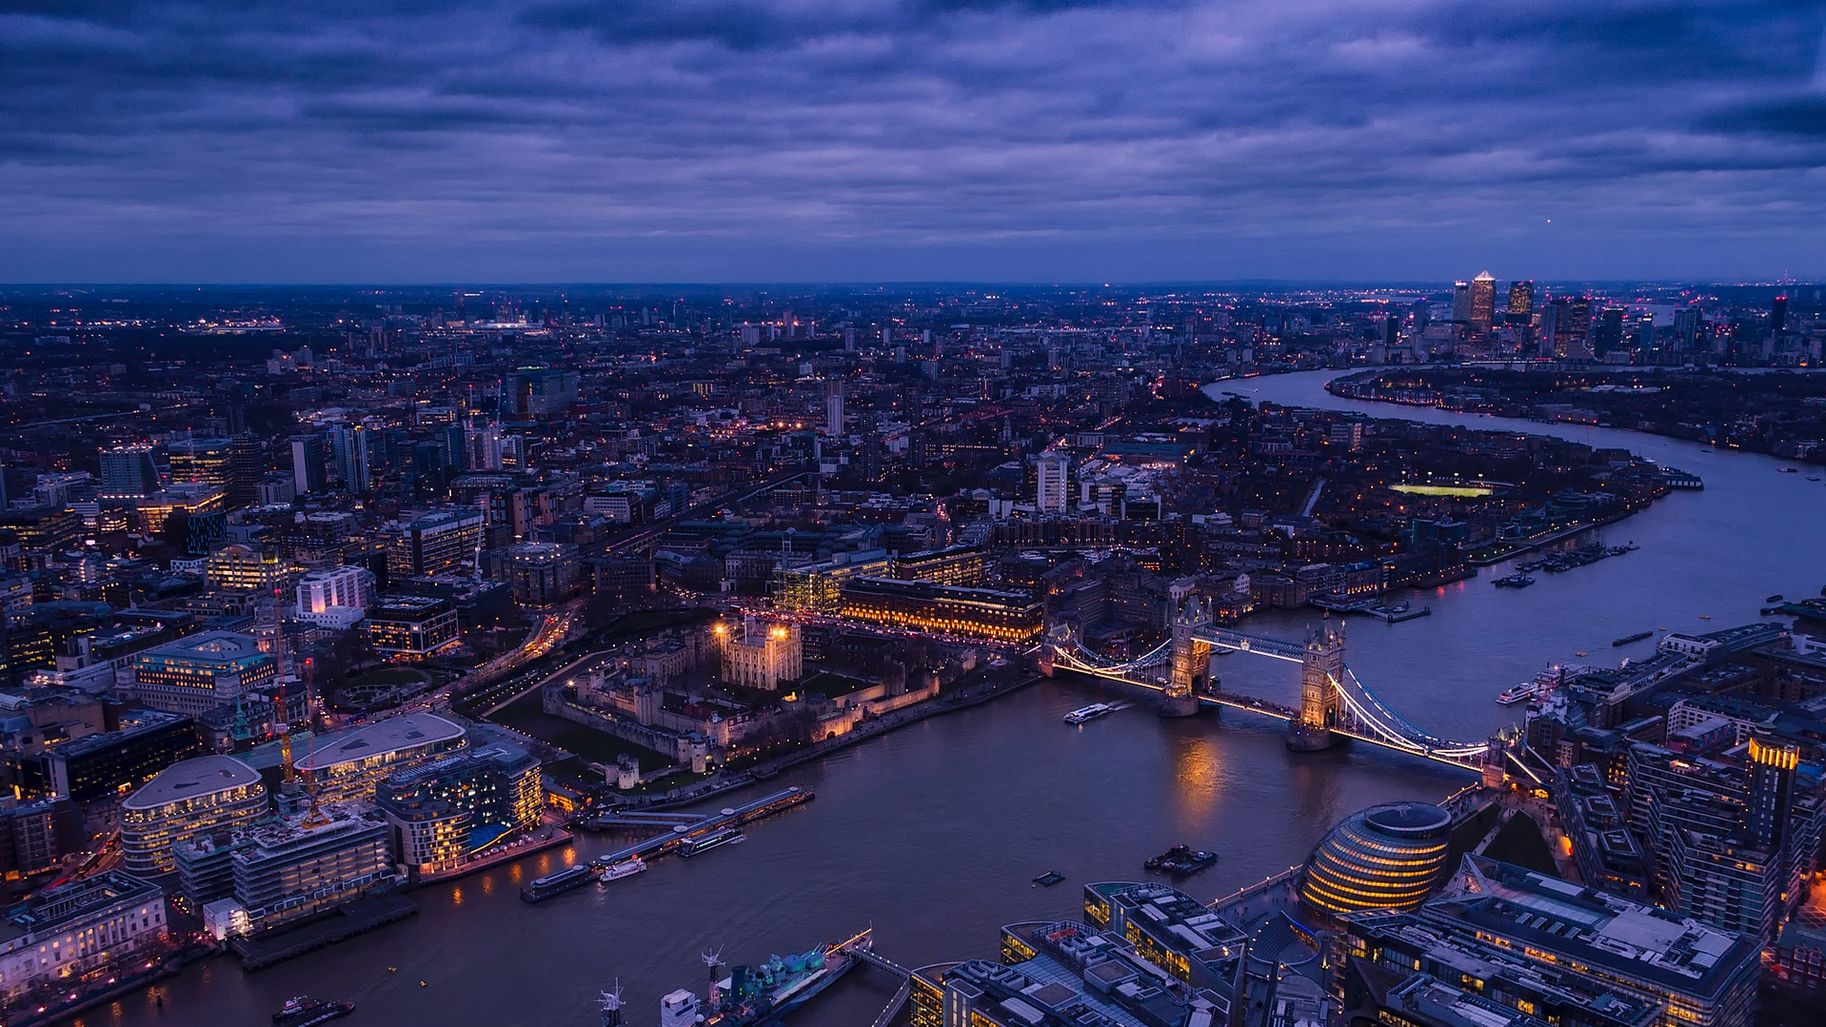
[1035,452,1070,513]
[1772,294,1789,335]
[823,381,844,437]
[1450,280,1472,322]
[98,444,161,498]
[1506,279,1534,320]
[330,423,371,492]
[1469,270,1496,332]
[289,435,324,495]
[1746,734,1798,851]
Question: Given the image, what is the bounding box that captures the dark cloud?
[0,0,1822,282]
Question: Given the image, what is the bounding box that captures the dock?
[231,892,419,970]
[588,786,814,868]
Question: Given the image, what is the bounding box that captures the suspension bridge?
[1043,596,1533,780]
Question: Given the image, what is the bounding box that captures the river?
[92,369,1818,1027]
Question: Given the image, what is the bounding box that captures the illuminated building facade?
[838,577,1042,644]
[120,754,267,875]
[132,631,276,716]
[383,508,485,578]
[133,483,225,536]
[1338,856,1760,1027]
[0,872,169,1003]
[293,712,467,805]
[226,805,395,934]
[716,617,802,691]
[503,542,579,607]
[203,543,287,593]
[295,566,376,629]
[374,742,541,877]
[772,550,891,613]
[99,444,161,498]
[1299,802,1452,915]
[365,596,459,660]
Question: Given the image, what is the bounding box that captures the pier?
[588,786,815,867]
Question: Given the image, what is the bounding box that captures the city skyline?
[4,1,1825,283]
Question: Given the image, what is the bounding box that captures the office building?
[715,618,803,691]
[0,797,80,878]
[294,566,376,629]
[383,508,485,578]
[98,444,161,498]
[169,434,262,508]
[289,435,325,495]
[32,709,201,803]
[1337,856,1759,1027]
[500,367,579,419]
[293,711,467,805]
[329,422,371,492]
[375,742,541,877]
[132,631,276,716]
[120,755,266,876]
[1300,802,1453,915]
[203,543,286,593]
[0,872,170,1004]
[365,596,459,660]
[502,542,579,607]
[1507,280,1535,320]
[1470,270,1496,331]
[1451,280,1473,322]
[1035,452,1070,514]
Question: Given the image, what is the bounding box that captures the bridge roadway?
[1051,646,1491,774]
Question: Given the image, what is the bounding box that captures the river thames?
[94,369,1820,1027]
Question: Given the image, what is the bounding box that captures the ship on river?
[644,931,871,1027]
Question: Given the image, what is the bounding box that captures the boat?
[679,828,745,858]
[1574,650,1587,657]
[1767,594,1786,604]
[1612,630,1653,647]
[1809,476,1821,482]
[1495,684,1535,706]
[686,933,868,1025]
[1144,844,1218,876]
[273,996,355,1027]
[521,862,596,902]
[1493,573,1535,589]
[596,856,648,882]
[1032,870,1065,887]
[1497,665,1568,707]
[1779,467,1799,474]
[1063,702,1114,724]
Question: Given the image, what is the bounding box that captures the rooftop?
[294,711,466,772]
[123,754,261,810]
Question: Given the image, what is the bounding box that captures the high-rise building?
[1747,734,1799,852]
[1507,279,1534,320]
[289,435,325,495]
[203,543,287,593]
[823,380,844,437]
[99,444,161,498]
[499,367,579,419]
[1772,294,1789,335]
[1450,280,1473,322]
[502,542,579,606]
[1469,270,1496,331]
[120,755,267,876]
[329,422,371,492]
[1035,452,1070,513]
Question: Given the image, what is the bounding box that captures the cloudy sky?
[3,0,1823,283]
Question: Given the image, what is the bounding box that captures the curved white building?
[121,755,267,875]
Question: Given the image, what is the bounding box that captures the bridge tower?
[1161,594,1212,718]
[1288,619,1345,751]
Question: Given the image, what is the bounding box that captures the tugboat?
[273,996,355,1027]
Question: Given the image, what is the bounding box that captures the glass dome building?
[1299,802,1453,915]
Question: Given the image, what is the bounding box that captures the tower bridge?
[1045,598,1529,780]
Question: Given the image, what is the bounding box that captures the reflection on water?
[102,369,1814,1027]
